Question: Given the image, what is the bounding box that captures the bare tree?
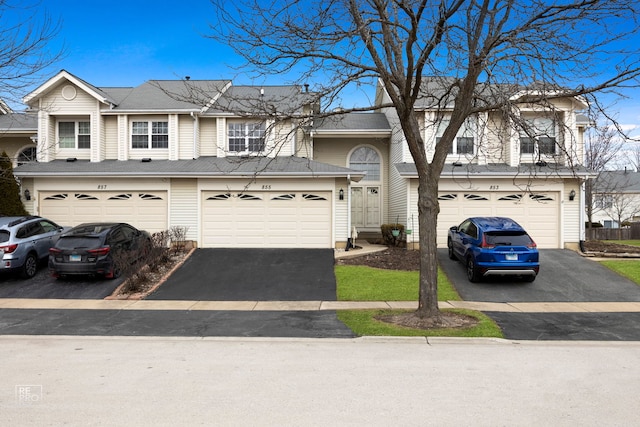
[0,0,62,106]
[584,115,624,228]
[207,0,640,323]
[603,191,640,238]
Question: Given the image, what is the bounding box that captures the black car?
[49,223,151,279]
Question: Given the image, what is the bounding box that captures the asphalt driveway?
[0,264,122,299]
[147,248,337,301]
[438,249,640,302]
[439,248,640,340]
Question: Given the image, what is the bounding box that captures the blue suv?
[447,217,539,282]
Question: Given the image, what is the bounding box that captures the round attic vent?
[61,85,77,101]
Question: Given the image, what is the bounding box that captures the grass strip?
[337,309,504,338]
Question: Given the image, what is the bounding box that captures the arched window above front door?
[17,147,37,165]
[349,147,380,181]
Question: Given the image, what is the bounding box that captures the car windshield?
[56,236,103,250]
[0,230,9,243]
[485,231,532,246]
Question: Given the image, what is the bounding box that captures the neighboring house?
[591,170,640,228]
[8,70,591,249]
[0,99,37,167]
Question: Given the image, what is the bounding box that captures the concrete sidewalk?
[1,298,639,312]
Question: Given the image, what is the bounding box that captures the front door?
[351,186,380,229]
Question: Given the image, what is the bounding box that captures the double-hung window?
[58,121,90,149]
[520,117,556,155]
[434,117,476,155]
[228,121,265,153]
[131,121,169,149]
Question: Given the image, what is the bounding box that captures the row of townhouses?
[0,70,592,249]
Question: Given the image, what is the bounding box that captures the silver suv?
[0,216,67,279]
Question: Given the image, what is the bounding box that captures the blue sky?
[7,0,640,147]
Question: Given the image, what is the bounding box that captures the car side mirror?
[449,226,458,232]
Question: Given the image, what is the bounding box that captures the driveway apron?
[147,248,337,301]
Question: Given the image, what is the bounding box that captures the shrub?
[0,151,28,216]
[381,223,405,247]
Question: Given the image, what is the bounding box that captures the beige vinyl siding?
[178,115,195,160]
[563,180,582,248]
[104,116,118,159]
[295,125,312,158]
[199,118,217,157]
[169,179,199,241]
[385,107,409,230]
[41,82,97,113]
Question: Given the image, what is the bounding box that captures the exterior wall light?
[24,189,31,201]
[569,189,576,201]
[339,188,344,200]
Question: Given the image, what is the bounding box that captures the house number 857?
[97,185,107,189]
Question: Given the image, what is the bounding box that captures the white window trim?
[227,121,266,155]
[57,120,91,150]
[130,120,169,150]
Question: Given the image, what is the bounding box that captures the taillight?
[527,240,537,249]
[88,247,110,256]
[480,235,494,249]
[49,248,61,255]
[0,244,18,254]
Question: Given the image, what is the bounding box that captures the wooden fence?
[586,223,640,240]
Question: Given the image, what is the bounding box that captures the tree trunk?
[415,172,441,320]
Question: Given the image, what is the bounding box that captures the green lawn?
[600,260,640,285]
[337,309,503,338]
[335,265,503,338]
[604,240,640,247]
[335,265,460,301]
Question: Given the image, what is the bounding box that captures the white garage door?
[202,191,332,248]
[437,191,560,248]
[39,191,168,233]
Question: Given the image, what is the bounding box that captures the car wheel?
[21,253,38,279]
[523,275,536,283]
[466,256,480,282]
[447,240,456,260]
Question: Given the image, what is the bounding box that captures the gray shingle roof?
[207,85,317,115]
[314,113,390,132]
[395,162,594,178]
[14,156,365,180]
[0,113,37,132]
[594,171,640,193]
[105,80,231,111]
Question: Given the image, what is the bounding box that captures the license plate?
[505,253,518,261]
[69,254,81,262]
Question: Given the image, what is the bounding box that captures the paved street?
[1,336,638,426]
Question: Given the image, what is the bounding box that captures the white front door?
[351,186,380,229]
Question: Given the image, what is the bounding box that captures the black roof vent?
[141,158,152,163]
[535,160,548,167]
[66,157,77,162]
[452,161,462,167]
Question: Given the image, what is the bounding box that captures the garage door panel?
[202,191,331,248]
[40,191,168,233]
[437,191,559,248]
